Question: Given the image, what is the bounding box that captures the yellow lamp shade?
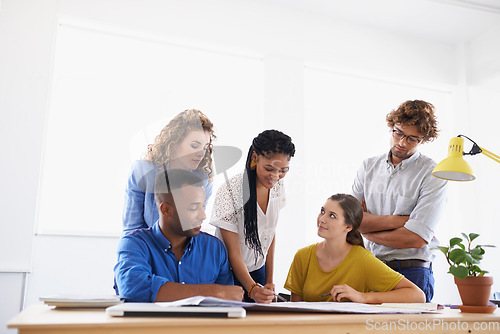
[432,137,475,181]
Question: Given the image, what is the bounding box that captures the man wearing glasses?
[351,100,447,302]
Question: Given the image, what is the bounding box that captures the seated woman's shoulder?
[350,245,374,259]
[295,244,316,257]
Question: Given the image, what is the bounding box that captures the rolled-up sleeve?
[114,236,168,302]
[351,162,366,202]
[404,172,448,243]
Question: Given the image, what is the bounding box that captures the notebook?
[40,295,123,308]
[106,303,246,318]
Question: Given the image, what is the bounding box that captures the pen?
[257,283,288,302]
[320,294,330,297]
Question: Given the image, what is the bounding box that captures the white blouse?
[210,172,286,272]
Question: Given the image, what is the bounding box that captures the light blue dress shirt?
[351,151,448,262]
[122,159,213,233]
[114,223,233,302]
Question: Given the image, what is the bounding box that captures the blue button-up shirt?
[114,223,233,302]
[122,160,213,233]
[351,151,447,262]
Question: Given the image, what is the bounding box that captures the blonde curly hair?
[144,109,215,180]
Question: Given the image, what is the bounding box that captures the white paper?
[377,303,438,311]
[157,296,433,314]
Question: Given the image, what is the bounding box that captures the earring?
[250,160,256,169]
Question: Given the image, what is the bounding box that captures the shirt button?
[182,282,185,284]
[179,261,182,265]
[164,249,168,252]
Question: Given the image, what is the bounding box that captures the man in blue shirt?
[351,100,447,302]
[114,169,244,302]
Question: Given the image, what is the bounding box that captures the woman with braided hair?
[210,130,295,303]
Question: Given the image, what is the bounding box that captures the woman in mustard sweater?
[284,194,425,303]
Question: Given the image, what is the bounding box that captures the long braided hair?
[243,130,295,262]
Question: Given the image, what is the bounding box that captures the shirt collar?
[386,150,421,169]
[152,221,195,252]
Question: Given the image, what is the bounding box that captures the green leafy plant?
[435,233,495,279]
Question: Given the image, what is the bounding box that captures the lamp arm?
[479,147,500,164]
[458,135,482,155]
[457,134,500,163]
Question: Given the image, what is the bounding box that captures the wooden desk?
[8,304,500,334]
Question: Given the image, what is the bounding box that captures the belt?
[384,259,431,270]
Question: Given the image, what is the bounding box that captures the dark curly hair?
[386,100,439,143]
[243,130,295,262]
[144,109,215,180]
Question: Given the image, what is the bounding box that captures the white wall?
[2,1,500,332]
[1,1,57,332]
[0,0,57,273]
[24,235,119,306]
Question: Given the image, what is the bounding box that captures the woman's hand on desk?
[250,285,275,304]
[329,284,363,303]
[264,283,275,293]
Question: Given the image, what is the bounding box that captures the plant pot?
[454,276,493,306]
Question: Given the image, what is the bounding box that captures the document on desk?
[157,297,434,314]
[40,295,124,308]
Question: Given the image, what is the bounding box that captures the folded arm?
[358,212,409,233]
[362,227,427,249]
[357,166,447,249]
[155,282,243,302]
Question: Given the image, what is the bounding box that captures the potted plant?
[435,233,495,309]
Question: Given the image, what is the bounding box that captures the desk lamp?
[432,135,500,181]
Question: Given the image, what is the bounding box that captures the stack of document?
[40,295,123,308]
[105,297,437,318]
[156,296,437,314]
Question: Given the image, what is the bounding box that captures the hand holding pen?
[248,282,274,303]
[257,284,288,302]
[320,284,358,302]
[251,283,287,303]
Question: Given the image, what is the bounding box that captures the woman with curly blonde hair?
[123,109,216,233]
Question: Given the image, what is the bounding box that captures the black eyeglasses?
[392,128,423,145]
